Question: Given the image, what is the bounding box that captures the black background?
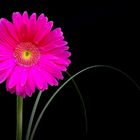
[0,0,140,140]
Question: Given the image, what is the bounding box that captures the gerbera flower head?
[0,11,71,98]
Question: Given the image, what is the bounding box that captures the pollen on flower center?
[22,50,32,60]
[14,42,40,66]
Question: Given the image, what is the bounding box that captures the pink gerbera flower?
[0,11,71,97]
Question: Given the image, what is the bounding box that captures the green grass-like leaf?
[66,71,88,135]
[25,91,42,140]
[29,65,140,140]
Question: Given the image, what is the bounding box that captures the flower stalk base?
[16,96,23,140]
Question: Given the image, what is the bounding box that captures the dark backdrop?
[0,0,140,140]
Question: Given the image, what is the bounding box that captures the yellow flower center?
[14,42,40,66]
[22,50,32,60]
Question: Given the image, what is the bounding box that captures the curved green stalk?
[66,72,88,135]
[25,91,42,140]
[30,65,140,140]
[16,96,23,140]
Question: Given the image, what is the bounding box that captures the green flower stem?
[16,96,23,140]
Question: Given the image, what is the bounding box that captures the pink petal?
[31,66,46,90]
[24,84,33,97]
[0,47,13,61]
[19,23,28,41]
[34,21,53,44]
[22,11,29,23]
[0,59,15,71]
[30,13,36,22]
[6,66,20,89]
[0,60,15,83]
[12,12,26,42]
[9,66,27,97]
[0,40,15,50]
[0,18,19,42]
[39,62,64,80]
[37,14,47,29]
[20,11,29,41]
[39,43,68,53]
[0,19,17,48]
[20,68,28,87]
[54,40,68,46]
[6,66,28,95]
[40,68,58,86]
[0,45,13,52]
[39,28,63,46]
[28,13,37,41]
[25,69,36,97]
[7,86,16,94]
[43,54,71,66]
[12,12,22,30]
[39,55,67,71]
[16,82,25,97]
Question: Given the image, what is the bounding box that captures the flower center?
[14,42,40,66]
[22,50,32,60]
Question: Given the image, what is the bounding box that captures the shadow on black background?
[0,0,140,139]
